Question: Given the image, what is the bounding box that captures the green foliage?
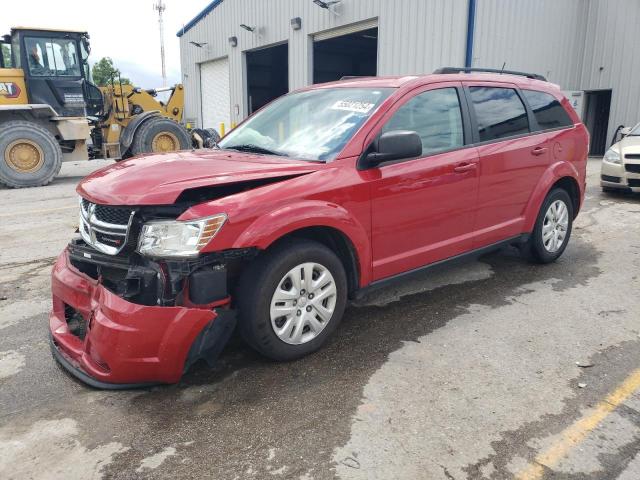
[91,57,131,86]
[1,44,12,67]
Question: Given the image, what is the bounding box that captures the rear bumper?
[49,250,232,387]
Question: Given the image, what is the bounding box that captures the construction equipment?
[0,27,203,188]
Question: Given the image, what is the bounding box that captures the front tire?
[0,120,62,188]
[523,188,573,263]
[130,117,191,156]
[236,239,348,361]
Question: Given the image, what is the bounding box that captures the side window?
[0,43,12,68]
[522,90,573,130]
[469,87,529,142]
[382,88,464,156]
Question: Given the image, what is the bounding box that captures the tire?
[522,188,574,264]
[0,120,62,188]
[236,239,348,361]
[130,117,192,156]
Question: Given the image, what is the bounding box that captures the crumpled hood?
[77,150,322,205]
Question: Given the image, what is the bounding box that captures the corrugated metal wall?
[579,0,640,143]
[473,0,588,88]
[180,0,640,145]
[473,0,640,145]
[179,0,468,127]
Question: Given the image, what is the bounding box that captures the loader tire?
[130,117,192,156]
[0,120,62,188]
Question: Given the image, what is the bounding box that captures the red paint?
[50,251,218,384]
[53,73,588,385]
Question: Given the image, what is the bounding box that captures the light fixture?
[291,17,302,30]
[313,0,341,9]
[228,36,238,47]
[240,24,255,32]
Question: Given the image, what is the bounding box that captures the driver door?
[366,83,480,280]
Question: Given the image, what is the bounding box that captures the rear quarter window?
[468,87,529,142]
[522,90,573,130]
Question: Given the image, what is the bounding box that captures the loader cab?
[8,28,97,117]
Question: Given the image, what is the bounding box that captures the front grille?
[601,174,621,183]
[625,154,640,160]
[94,205,132,225]
[65,304,87,340]
[624,163,640,174]
[79,197,133,255]
[628,179,640,188]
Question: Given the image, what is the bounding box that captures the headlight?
[138,214,227,258]
[603,148,621,164]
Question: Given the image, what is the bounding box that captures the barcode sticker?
[330,100,375,114]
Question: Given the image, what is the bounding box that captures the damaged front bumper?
[49,243,242,388]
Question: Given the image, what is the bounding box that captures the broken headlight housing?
[138,214,227,258]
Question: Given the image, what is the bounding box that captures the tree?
[1,44,12,67]
[91,57,131,86]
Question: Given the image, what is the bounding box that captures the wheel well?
[551,176,581,218]
[270,227,360,296]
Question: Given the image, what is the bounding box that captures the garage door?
[200,57,231,130]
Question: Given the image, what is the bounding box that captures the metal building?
[178,0,640,155]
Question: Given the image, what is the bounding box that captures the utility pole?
[153,0,167,86]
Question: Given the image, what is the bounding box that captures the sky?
[3,0,212,87]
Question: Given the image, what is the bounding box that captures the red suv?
[49,68,589,388]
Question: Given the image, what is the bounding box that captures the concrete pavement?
[0,158,638,479]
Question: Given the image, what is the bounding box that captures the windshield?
[629,123,640,136]
[219,87,394,161]
[25,36,81,77]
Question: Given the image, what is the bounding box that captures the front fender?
[232,200,372,287]
[523,161,582,232]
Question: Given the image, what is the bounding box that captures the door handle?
[453,162,477,173]
[531,146,548,156]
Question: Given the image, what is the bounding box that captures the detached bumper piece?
[49,245,241,388]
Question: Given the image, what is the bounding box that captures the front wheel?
[523,188,574,263]
[130,117,192,156]
[236,239,348,361]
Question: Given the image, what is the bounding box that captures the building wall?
[179,0,468,128]
[579,0,640,142]
[472,0,588,89]
[179,0,640,145]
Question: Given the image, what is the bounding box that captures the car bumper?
[49,250,233,388]
[601,160,640,192]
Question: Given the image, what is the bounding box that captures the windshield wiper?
[224,144,288,157]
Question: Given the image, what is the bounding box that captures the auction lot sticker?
[331,100,375,114]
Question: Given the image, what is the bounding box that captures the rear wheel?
[0,120,62,188]
[522,188,573,263]
[236,239,348,361]
[130,117,191,156]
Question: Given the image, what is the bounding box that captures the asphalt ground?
[0,158,639,479]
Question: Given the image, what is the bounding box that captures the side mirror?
[621,127,632,137]
[365,130,422,167]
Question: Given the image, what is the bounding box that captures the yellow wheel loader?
[0,27,212,188]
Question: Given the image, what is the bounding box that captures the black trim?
[434,67,546,81]
[601,174,621,183]
[50,335,159,390]
[352,234,529,301]
[184,309,236,371]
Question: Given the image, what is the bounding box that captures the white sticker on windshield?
[330,100,375,114]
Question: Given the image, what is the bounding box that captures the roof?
[11,27,88,34]
[177,0,224,37]
[304,72,553,90]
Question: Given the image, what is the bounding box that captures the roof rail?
[433,67,547,81]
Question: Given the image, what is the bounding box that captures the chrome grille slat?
[79,197,134,255]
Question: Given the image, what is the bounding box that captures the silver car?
[601,123,640,193]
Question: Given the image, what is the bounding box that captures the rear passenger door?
[464,83,550,248]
